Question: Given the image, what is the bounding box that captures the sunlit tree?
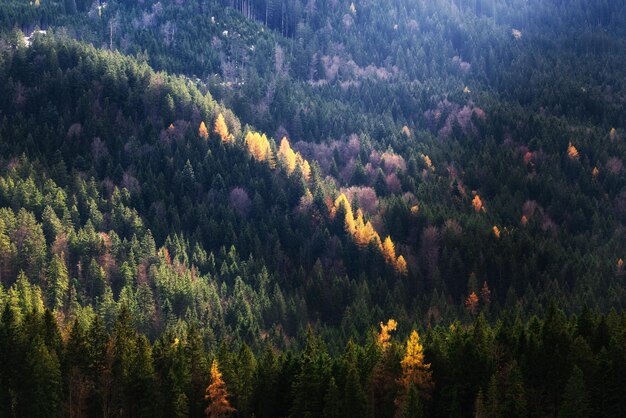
[204,360,235,418]
[198,121,209,139]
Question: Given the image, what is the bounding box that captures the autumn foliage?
[377,319,398,349]
[567,142,579,159]
[277,137,311,180]
[214,113,234,144]
[465,292,479,314]
[245,131,274,167]
[205,360,235,418]
[397,330,433,408]
[472,195,483,212]
[333,194,407,273]
[198,121,209,139]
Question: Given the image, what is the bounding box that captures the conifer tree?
[213,113,232,143]
[199,121,209,139]
[205,359,235,418]
[47,253,68,311]
[396,330,433,410]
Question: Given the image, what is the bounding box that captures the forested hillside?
[1,0,625,417]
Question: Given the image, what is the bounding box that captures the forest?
[0,0,625,417]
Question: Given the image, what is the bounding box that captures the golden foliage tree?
[382,236,396,263]
[472,195,483,212]
[205,360,235,418]
[465,292,479,314]
[198,121,209,139]
[334,194,406,271]
[395,255,408,275]
[397,330,433,406]
[610,128,617,141]
[277,137,311,180]
[567,142,579,159]
[245,131,274,166]
[421,154,434,171]
[377,319,398,349]
[592,167,599,178]
[214,113,233,144]
[492,226,500,238]
[278,137,297,173]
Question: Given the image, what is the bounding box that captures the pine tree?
[24,337,62,418]
[559,366,589,418]
[47,253,68,311]
[323,377,341,418]
[205,359,235,418]
[343,362,367,418]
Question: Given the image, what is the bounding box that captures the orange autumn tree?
[214,113,233,144]
[567,142,579,159]
[377,319,398,349]
[205,360,235,418]
[396,330,433,409]
[465,292,479,314]
[199,121,209,139]
[472,195,483,212]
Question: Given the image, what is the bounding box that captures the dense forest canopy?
[0,0,625,417]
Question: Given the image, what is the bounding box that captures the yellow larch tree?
[245,131,274,164]
[199,121,209,139]
[398,330,433,399]
[277,137,311,180]
[205,360,236,418]
[567,142,579,159]
[609,128,617,141]
[395,255,408,275]
[214,113,233,144]
[300,159,311,181]
[382,236,396,264]
[472,195,483,212]
[278,137,298,173]
[377,319,398,349]
[353,209,380,247]
[421,154,434,171]
[492,226,500,238]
